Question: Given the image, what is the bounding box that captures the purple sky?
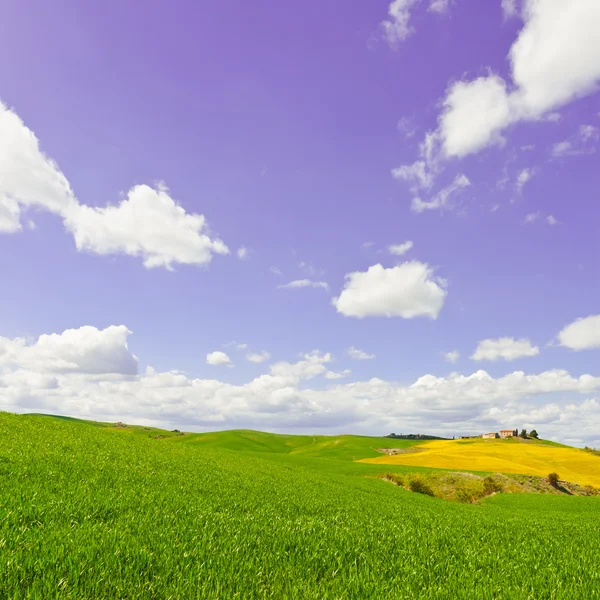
[1,0,599,444]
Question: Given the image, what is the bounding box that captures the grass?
[360,437,600,487]
[1,412,600,598]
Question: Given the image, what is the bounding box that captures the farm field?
[360,437,600,487]
[2,412,600,599]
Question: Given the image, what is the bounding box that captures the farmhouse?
[499,429,517,438]
[482,432,499,439]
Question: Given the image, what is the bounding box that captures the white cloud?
[346,346,376,360]
[523,211,559,225]
[558,315,600,351]
[392,160,434,191]
[0,325,138,375]
[471,337,540,361]
[324,369,351,380]
[2,325,600,444]
[388,241,413,256]
[269,266,283,276]
[522,212,540,224]
[516,168,536,192]
[444,350,460,364]
[436,0,600,160]
[551,124,599,157]
[298,261,324,277]
[397,116,417,138]
[579,124,599,142]
[429,0,449,14]
[236,247,249,260]
[0,102,229,269]
[246,351,271,364]
[277,279,329,290]
[411,173,470,213]
[551,141,574,157]
[381,0,420,47]
[501,0,520,20]
[65,185,229,270]
[223,341,247,350]
[333,261,447,319]
[206,351,232,366]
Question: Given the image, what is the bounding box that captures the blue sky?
[0,0,599,444]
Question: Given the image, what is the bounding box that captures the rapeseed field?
[360,437,600,487]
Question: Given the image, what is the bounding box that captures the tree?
[548,472,559,487]
[520,428,527,438]
[530,429,539,439]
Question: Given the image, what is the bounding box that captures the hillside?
[2,412,600,598]
[360,437,600,487]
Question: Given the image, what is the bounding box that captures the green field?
[2,413,600,599]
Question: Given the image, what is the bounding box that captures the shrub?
[483,476,502,496]
[408,475,434,497]
[382,473,404,486]
[547,472,560,487]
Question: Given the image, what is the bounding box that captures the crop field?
[360,437,600,487]
[2,413,600,599]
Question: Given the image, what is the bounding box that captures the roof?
[500,429,515,432]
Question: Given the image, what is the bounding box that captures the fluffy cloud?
[2,325,600,444]
[471,337,540,361]
[0,325,138,375]
[392,0,600,190]
[411,174,470,213]
[65,185,229,270]
[558,315,600,351]
[346,346,376,360]
[277,280,329,290]
[0,102,229,269]
[0,102,77,229]
[246,351,271,364]
[333,262,447,319]
[438,0,600,159]
[388,241,413,256]
[206,351,232,366]
[444,350,460,364]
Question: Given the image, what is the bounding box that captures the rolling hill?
[2,412,600,598]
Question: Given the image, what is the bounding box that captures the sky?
[1,0,599,445]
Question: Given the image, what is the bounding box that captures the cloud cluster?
[0,102,229,269]
[2,325,600,445]
[393,0,600,200]
[438,0,600,159]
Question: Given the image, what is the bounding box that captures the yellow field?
[359,439,600,487]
